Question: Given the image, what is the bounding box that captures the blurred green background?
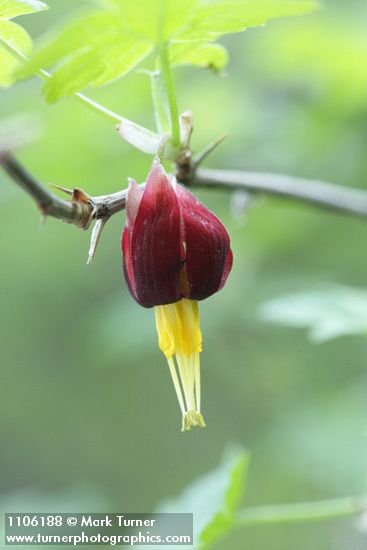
[1,0,367,548]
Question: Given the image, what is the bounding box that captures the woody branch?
[2,152,367,230]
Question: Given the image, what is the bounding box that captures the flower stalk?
[151,71,170,135]
[158,44,181,148]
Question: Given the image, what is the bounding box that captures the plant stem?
[5,154,367,227]
[195,168,367,217]
[237,495,367,526]
[159,44,181,147]
[151,71,169,134]
[0,153,91,226]
[0,36,124,124]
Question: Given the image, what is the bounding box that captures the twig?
[0,153,92,227]
[195,168,367,217]
[3,155,367,230]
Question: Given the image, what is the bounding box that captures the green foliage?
[260,285,367,343]
[0,20,31,85]
[157,448,249,549]
[177,0,319,40]
[99,0,199,42]
[0,0,47,19]
[20,11,154,102]
[199,449,249,549]
[0,0,47,86]
[21,0,318,102]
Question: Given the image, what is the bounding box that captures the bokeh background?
[1,0,367,548]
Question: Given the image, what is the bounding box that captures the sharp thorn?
[39,213,47,228]
[193,133,229,167]
[49,183,73,196]
[87,218,107,265]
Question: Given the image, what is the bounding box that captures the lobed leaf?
[22,10,153,101]
[177,0,320,40]
[0,19,32,86]
[43,37,152,103]
[21,11,129,77]
[98,0,318,43]
[99,0,199,42]
[0,0,48,19]
[21,0,318,100]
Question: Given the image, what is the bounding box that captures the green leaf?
[22,11,127,76]
[199,449,249,549]
[169,42,229,71]
[21,0,318,99]
[23,10,153,101]
[0,19,32,86]
[177,0,319,41]
[260,284,367,343]
[0,0,48,19]
[0,0,48,87]
[99,0,318,43]
[43,38,152,103]
[156,447,249,550]
[99,0,199,42]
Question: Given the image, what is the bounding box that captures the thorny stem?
[3,28,367,236]
[236,495,367,526]
[0,153,92,227]
[3,155,367,231]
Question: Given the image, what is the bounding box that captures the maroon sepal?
[176,184,232,301]
[122,161,233,308]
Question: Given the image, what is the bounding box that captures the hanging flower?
[122,161,232,431]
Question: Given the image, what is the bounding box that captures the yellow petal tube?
[154,299,206,431]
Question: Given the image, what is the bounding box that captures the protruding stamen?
[154,299,206,431]
[182,410,206,432]
[193,352,201,413]
[167,357,185,416]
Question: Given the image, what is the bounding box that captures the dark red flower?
[121,161,233,431]
[122,161,232,308]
